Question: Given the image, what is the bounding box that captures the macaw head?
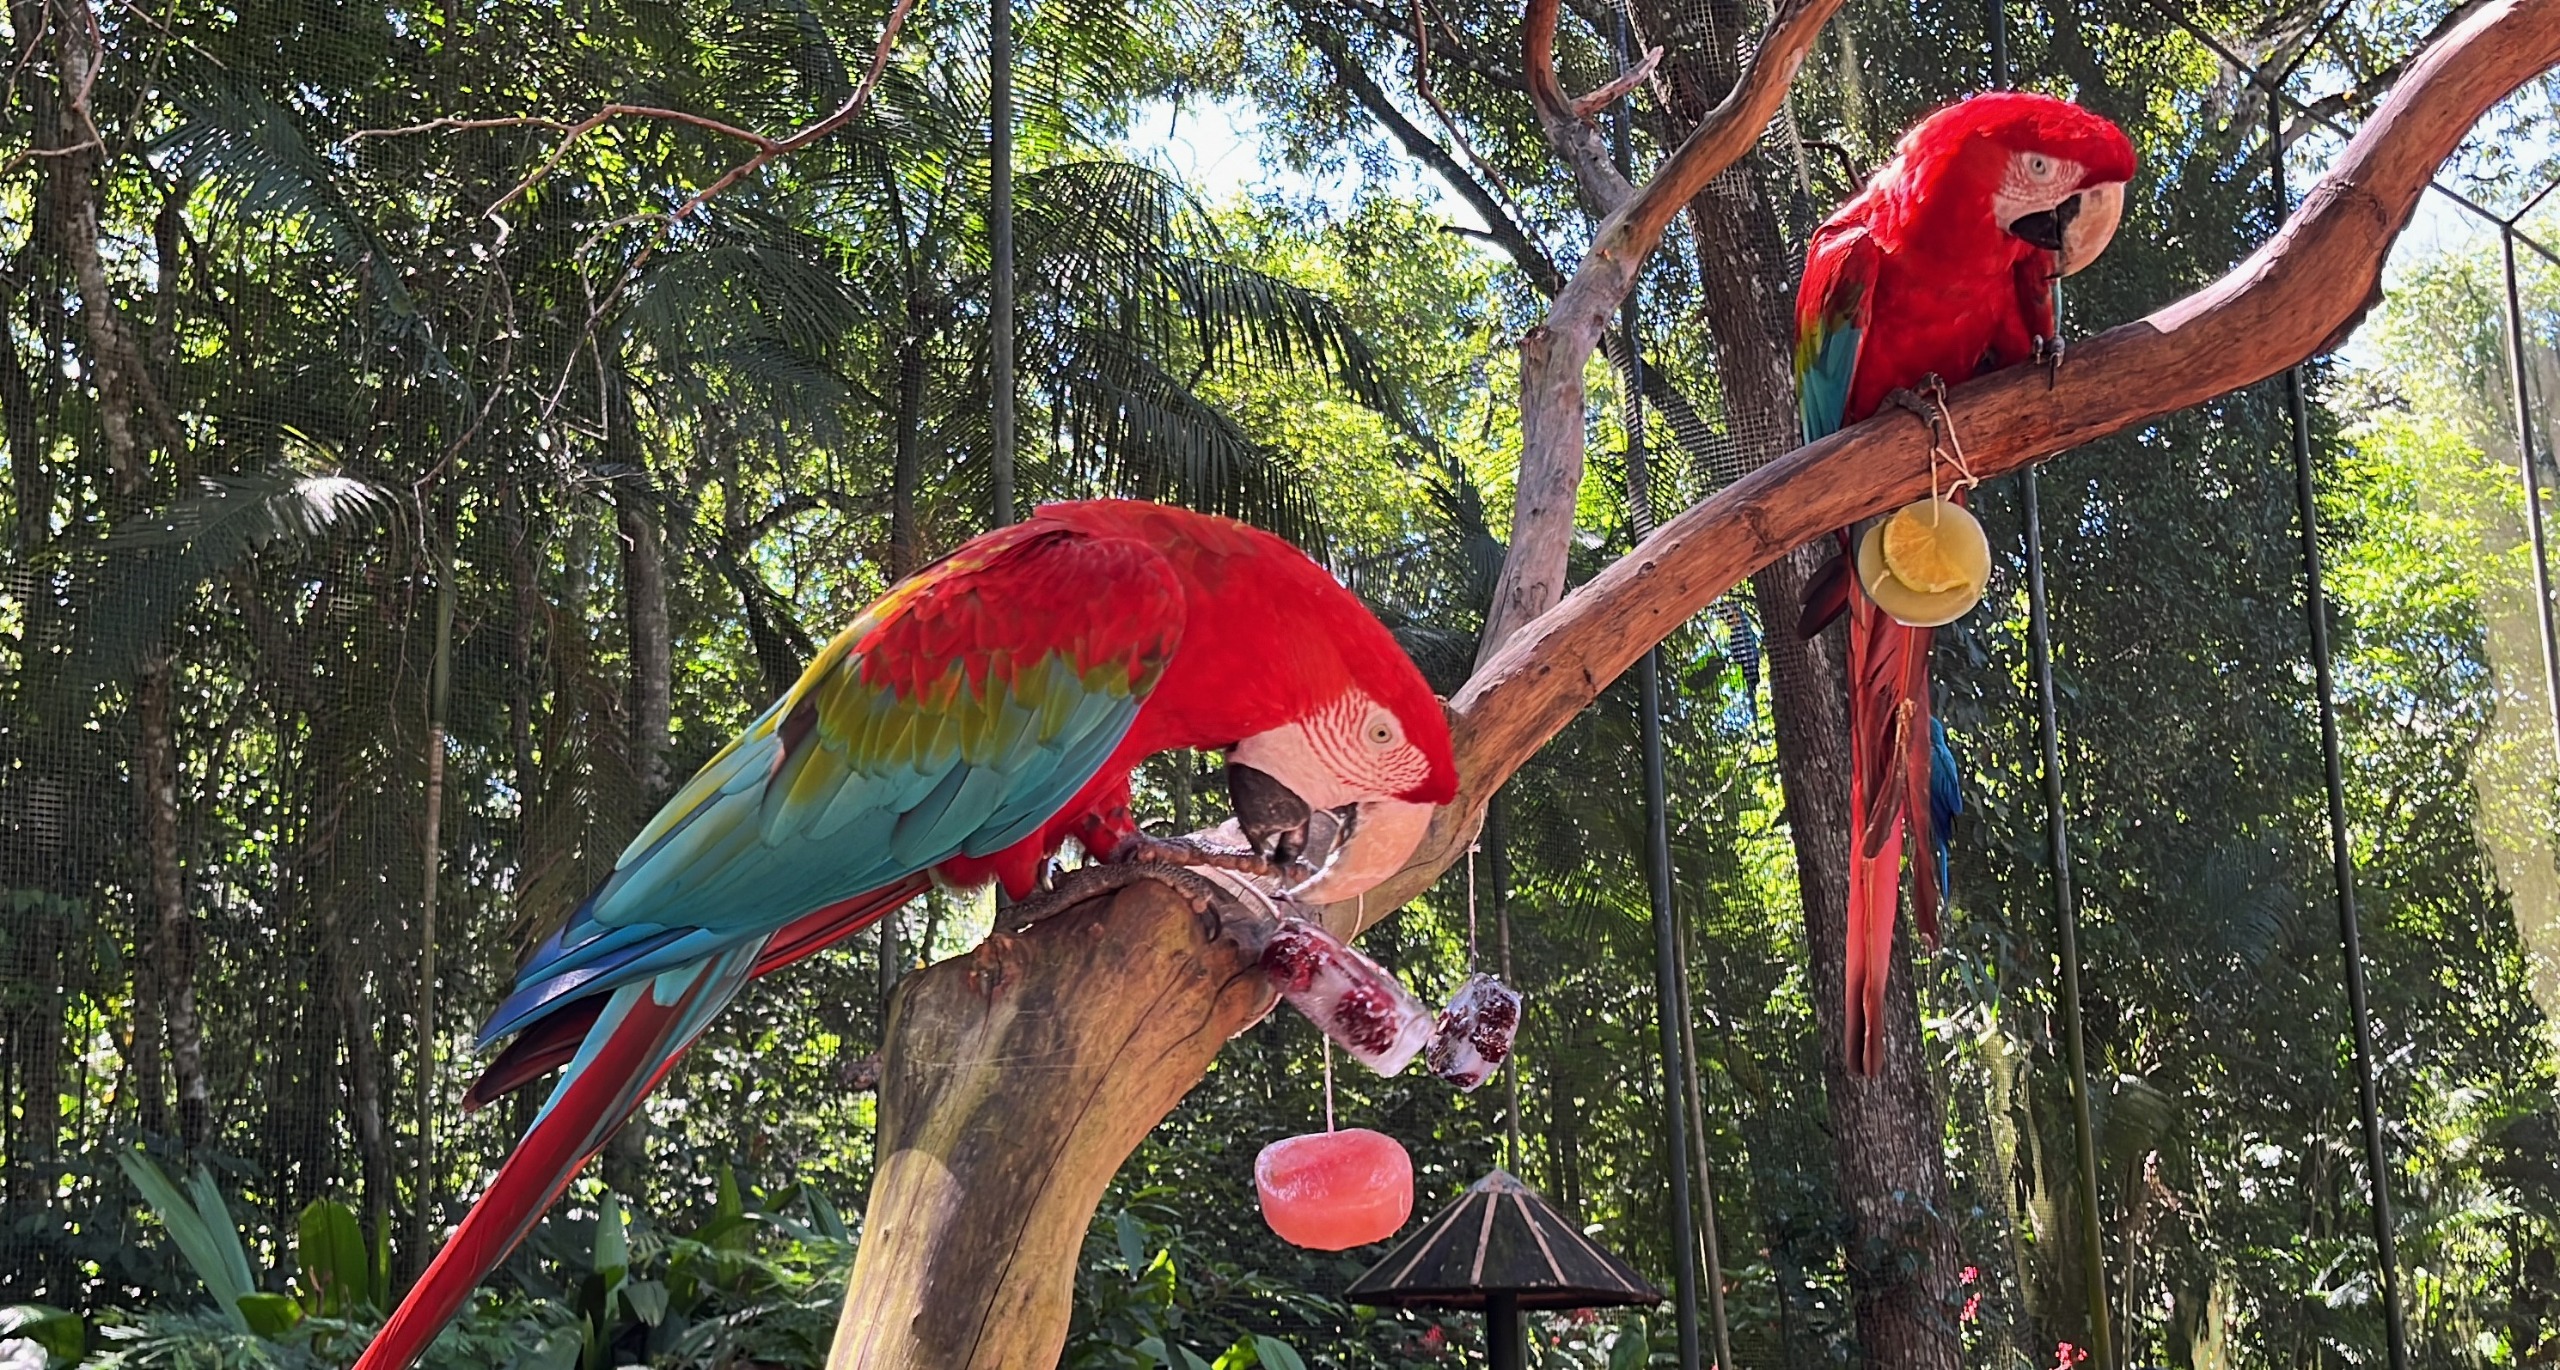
[1033,499,1461,907]
[1890,91,2137,276]
[1216,592,1458,907]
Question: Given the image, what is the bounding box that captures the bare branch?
[1522,0,1638,212]
[1313,23,1566,294]
[1480,0,1840,659]
[1411,0,1533,227]
[1572,44,1663,119]
[1330,0,2560,933]
[353,0,916,232]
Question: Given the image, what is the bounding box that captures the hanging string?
[1465,841,1481,968]
[1321,1037,1336,1133]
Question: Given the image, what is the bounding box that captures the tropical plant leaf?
[65,465,402,686]
[115,1152,256,1334]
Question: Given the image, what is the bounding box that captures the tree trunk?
[618,494,672,807]
[1621,0,1965,1353]
[830,877,1272,1368]
[604,377,672,1199]
[44,0,214,1155]
[888,325,926,581]
[136,663,211,1151]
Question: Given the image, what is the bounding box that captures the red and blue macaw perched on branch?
[1794,92,2135,1075]
[354,499,1458,1370]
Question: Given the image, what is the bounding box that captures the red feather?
[1802,94,2133,1075]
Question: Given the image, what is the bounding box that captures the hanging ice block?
[1258,919,1434,1076]
[1425,972,1523,1091]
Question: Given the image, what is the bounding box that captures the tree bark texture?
[830,878,1272,1369]
[822,2,2560,1362]
[43,0,212,1154]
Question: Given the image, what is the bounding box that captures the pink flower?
[1962,1292,1981,1324]
[1960,1265,1979,1285]
[2055,1343,2088,1369]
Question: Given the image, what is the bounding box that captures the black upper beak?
[2008,192,2081,252]
[1228,764,1313,865]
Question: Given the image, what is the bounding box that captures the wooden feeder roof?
[1343,1169,1663,1311]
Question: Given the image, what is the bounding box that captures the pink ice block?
[1426,973,1523,1091]
[1255,1128,1414,1250]
[1258,920,1434,1075]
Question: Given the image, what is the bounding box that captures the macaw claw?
[2035,334,2065,386]
[1112,829,1308,883]
[1885,381,1944,427]
[1001,859,1231,933]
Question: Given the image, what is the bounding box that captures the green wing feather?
[481,523,1183,1043]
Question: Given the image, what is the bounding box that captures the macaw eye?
[1364,712,1401,749]
[2025,153,2056,179]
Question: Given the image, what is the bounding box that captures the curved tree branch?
[1335,0,2560,932]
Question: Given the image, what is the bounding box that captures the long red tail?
[462,878,927,1110]
[1843,600,1932,1077]
[354,946,760,1370]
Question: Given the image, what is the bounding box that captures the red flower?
[1420,1325,1446,1353]
[1962,1292,1981,1324]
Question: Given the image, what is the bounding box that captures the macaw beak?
[1280,795,1433,905]
[1224,756,1435,906]
[2056,180,2125,276]
[2005,194,2077,252]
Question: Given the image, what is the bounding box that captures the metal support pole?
[988,0,1017,527]
[2268,95,2412,1370]
[2023,466,2115,1369]
[1608,21,1699,1361]
[2499,225,2560,769]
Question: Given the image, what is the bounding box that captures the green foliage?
[0,1304,87,1364]
[113,1155,262,1338]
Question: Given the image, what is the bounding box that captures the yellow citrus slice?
[1881,499,1990,594]
[1856,521,1987,628]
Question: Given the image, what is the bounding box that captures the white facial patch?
[1991,149,2086,230]
[1230,691,1435,811]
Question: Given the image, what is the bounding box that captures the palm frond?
[159,64,460,391]
[1048,325,1322,548]
[64,466,403,685]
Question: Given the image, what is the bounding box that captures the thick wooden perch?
[828,877,1273,1369]
[828,0,2560,1361]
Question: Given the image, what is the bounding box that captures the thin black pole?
[1486,1292,1526,1370]
[2500,224,2560,770]
[1608,17,1700,1362]
[1987,9,2115,1356]
[2023,466,2115,1369]
[2268,94,2412,1370]
[988,0,1017,527]
[1670,896,1735,1370]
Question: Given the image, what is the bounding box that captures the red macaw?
[1794,92,2135,1075]
[355,499,1458,1370]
